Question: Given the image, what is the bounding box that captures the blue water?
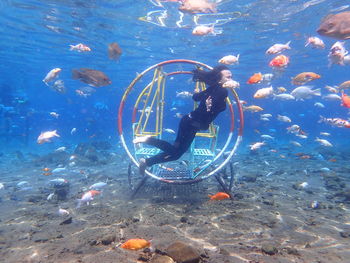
[2,1,350,262]
[0,0,349,153]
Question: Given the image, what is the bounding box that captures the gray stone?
[340,231,350,238]
[101,234,116,245]
[261,244,278,255]
[150,255,175,263]
[166,241,200,263]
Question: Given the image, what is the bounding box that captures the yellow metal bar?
[154,69,163,135]
[142,68,162,134]
[136,68,159,135]
[159,72,166,136]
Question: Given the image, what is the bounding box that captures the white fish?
[287,124,300,134]
[218,54,240,65]
[89,182,107,190]
[71,128,77,135]
[58,208,70,216]
[314,102,325,108]
[299,182,308,188]
[254,86,274,99]
[266,41,291,54]
[43,68,61,85]
[260,117,270,122]
[262,73,274,83]
[324,85,339,93]
[37,130,60,144]
[47,193,55,200]
[250,142,265,151]
[305,37,325,49]
[50,112,59,118]
[192,25,215,36]
[170,107,177,111]
[176,91,192,98]
[50,178,68,185]
[261,134,274,140]
[290,141,302,147]
[55,147,66,152]
[52,167,66,173]
[265,172,273,177]
[174,112,183,118]
[138,106,153,114]
[0,182,4,190]
[77,190,100,208]
[273,93,295,100]
[261,114,272,118]
[296,134,308,139]
[320,132,330,136]
[69,43,91,52]
[320,167,331,172]
[222,79,240,89]
[322,94,341,101]
[315,137,333,147]
[17,181,29,187]
[163,128,176,134]
[277,114,292,123]
[290,86,321,100]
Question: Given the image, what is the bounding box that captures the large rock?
[150,255,175,263]
[165,241,200,263]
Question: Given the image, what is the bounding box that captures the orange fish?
[292,72,321,85]
[42,167,50,172]
[300,155,311,159]
[43,172,52,176]
[328,158,337,162]
[121,239,151,250]
[247,73,262,84]
[341,92,350,108]
[208,192,230,200]
[269,55,289,68]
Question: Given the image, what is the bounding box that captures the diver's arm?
[192,88,211,101]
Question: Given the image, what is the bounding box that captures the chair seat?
[193,148,214,156]
[135,147,160,156]
[158,169,192,180]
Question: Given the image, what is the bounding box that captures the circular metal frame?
[118,59,244,184]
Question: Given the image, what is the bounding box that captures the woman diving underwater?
[133,65,233,175]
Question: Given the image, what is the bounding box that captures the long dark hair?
[192,65,229,87]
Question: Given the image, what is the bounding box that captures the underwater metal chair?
[117,59,244,198]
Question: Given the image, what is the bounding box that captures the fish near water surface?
[317,11,350,40]
[178,0,216,14]
[72,68,111,87]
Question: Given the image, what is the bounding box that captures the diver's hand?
[206,96,212,112]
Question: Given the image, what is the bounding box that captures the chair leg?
[215,173,233,200]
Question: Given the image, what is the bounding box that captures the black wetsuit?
[144,85,228,167]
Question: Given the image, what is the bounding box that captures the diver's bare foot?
[139,158,147,176]
[133,135,151,144]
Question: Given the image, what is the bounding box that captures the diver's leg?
[146,137,176,153]
[145,117,198,167]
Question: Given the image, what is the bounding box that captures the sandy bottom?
[0,150,350,263]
